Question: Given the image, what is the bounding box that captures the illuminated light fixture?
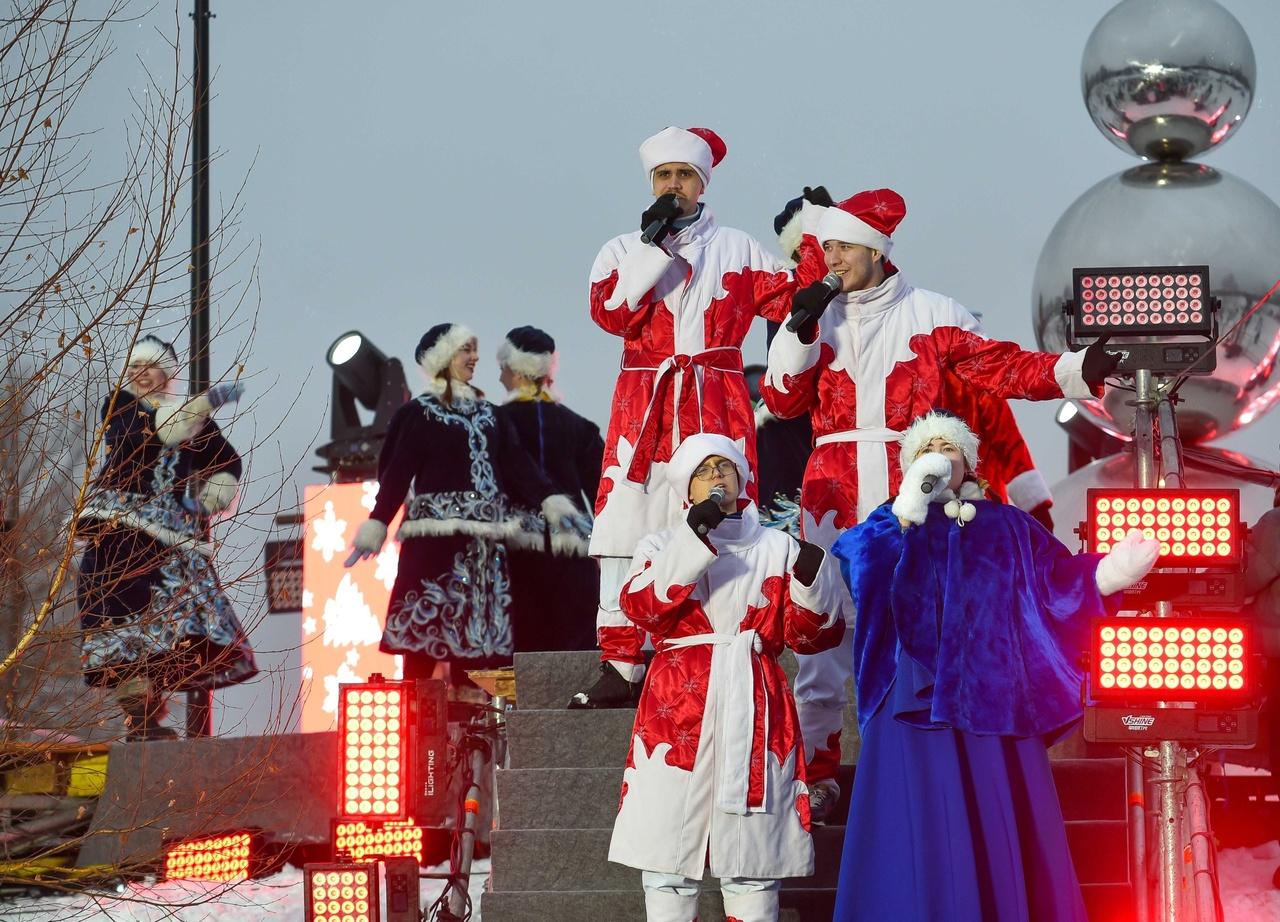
[163,831,257,882]
[338,678,410,821]
[304,862,379,922]
[1071,265,1212,337]
[1085,489,1241,566]
[1088,617,1255,702]
[317,331,409,482]
[332,817,424,864]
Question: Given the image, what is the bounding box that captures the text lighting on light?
[163,832,256,882]
[304,863,379,922]
[302,482,403,733]
[1071,266,1212,337]
[338,680,409,820]
[1089,618,1254,702]
[333,817,425,864]
[1085,489,1241,567]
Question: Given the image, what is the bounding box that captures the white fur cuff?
[1006,469,1052,512]
[541,493,580,526]
[603,243,671,311]
[199,471,239,515]
[1054,349,1092,399]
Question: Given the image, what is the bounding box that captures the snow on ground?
[4,859,491,921]
[1221,841,1280,922]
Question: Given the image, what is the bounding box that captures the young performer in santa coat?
[576,125,826,709]
[761,188,1120,818]
[494,325,603,651]
[609,432,844,922]
[829,411,1158,921]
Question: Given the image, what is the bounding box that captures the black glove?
[793,540,825,587]
[802,185,833,207]
[1081,336,1122,389]
[789,280,836,340]
[640,193,682,232]
[687,498,727,536]
[1029,502,1055,532]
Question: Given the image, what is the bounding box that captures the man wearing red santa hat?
[761,188,1119,820]
[570,126,825,708]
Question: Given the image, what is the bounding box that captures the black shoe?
[567,662,642,709]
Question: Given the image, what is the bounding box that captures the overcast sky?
[81,0,1280,732]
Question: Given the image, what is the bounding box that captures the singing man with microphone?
[571,125,827,709]
[760,187,1122,822]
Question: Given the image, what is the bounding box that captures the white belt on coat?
[662,628,765,816]
[812,427,904,522]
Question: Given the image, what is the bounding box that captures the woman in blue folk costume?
[831,410,1159,921]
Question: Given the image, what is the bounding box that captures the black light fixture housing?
[315,331,409,481]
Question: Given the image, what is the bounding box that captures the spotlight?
[163,831,260,882]
[332,817,424,864]
[1088,617,1255,702]
[316,331,409,482]
[1056,400,1126,473]
[337,677,411,821]
[304,862,379,922]
[1084,488,1242,566]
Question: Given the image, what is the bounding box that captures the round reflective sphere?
[1083,0,1255,160]
[1033,162,1280,443]
[1051,447,1277,549]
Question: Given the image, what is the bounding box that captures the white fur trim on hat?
[640,127,713,187]
[665,433,750,504]
[899,411,979,474]
[497,339,557,381]
[417,324,476,380]
[817,207,894,254]
[124,336,180,388]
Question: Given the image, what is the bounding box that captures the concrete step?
[488,826,846,893]
[481,889,824,922]
[507,706,860,770]
[497,765,857,831]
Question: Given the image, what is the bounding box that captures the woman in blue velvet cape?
[828,412,1155,922]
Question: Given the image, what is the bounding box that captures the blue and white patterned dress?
[76,390,256,691]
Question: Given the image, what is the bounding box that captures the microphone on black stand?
[785,272,843,334]
[641,194,682,245]
[696,485,729,535]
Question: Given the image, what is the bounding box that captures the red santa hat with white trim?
[639,126,727,187]
[816,188,907,255]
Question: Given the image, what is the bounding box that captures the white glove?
[1095,529,1161,595]
[541,493,580,529]
[891,452,953,526]
[344,519,388,568]
[198,471,239,515]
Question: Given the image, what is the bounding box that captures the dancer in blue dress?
[830,410,1159,921]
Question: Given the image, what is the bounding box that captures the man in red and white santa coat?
[609,432,844,922]
[761,188,1118,819]
[570,126,825,708]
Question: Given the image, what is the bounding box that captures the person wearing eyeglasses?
[607,432,844,922]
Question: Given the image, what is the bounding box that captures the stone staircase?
[484,650,1132,921]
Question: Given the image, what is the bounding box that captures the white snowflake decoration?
[311,500,348,563]
[361,480,378,511]
[302,616,318,637]
[321,660,364,716]
[374,542,399,591]
[302,589,314,610]
[322,573,383,647]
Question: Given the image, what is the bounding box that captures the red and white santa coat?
[761,270,1092,550]
[609,509,845,880]
[760,268,1094,782]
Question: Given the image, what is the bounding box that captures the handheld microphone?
[920,474,941,494]
[785,272,843,334]
[696,485,729,535]
[641,194,682,245]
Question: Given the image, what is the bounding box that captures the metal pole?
[186,0,214,739]
[1134,369,1157,490]
[1184,766,1219,921]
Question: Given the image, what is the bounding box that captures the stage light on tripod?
[338,678,410,820]
[1085,489,1241,566]
[163,831,257,882]
[304,863,379,922]
[333,817,424,864]
[1089,617,1255,702]
[1071,265,1212,336]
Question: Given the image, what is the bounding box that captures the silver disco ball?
[1033,162,1280,443]
[1083,0,1255,160]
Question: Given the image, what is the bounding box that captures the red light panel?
[1089,618,1253,702]
[338,681,409,820]
[333,817,425,864]
[163,832,253,882]
[1072,265,1212,336]
[1086,489,1241,566]
[304,863,379,922]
